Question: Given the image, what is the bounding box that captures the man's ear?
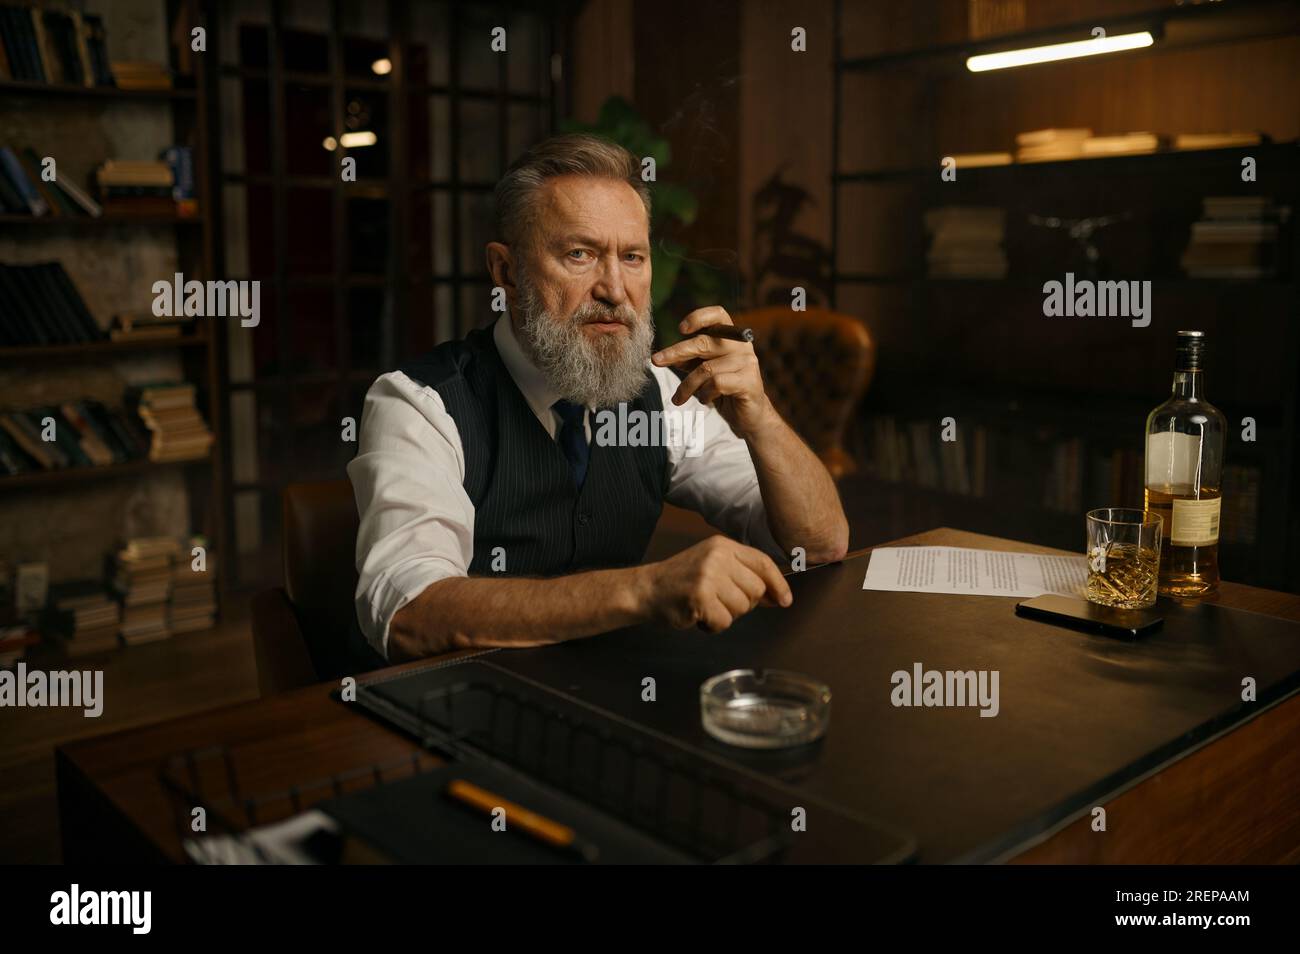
[485,242,516,291]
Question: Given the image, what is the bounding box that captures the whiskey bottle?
[1144,330,1226,597]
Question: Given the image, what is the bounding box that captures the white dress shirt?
[347,316,781,658]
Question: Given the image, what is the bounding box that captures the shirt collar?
[493,315,566,425]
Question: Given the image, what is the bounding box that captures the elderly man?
[349,133,847,662]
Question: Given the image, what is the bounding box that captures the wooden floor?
[0,602,259,863]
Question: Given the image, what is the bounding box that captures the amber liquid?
[1086,542,1160,609]
[1144,485,1221,597]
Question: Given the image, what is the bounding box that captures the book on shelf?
[859,412,1179,522]
[129,383,214,463]
[0,6,112,87]
[109,312,194,341]
[0,145,47,214]
[947,151,1012,169]
[0,144,190,220]
[1180,195,1286,279]
[1220,464,1260,547]
[109,60,171,91]
[1173,132,1264,151]
[44,579,120,656]
[1079,132,1165,157]
[114,537,183,645]
[94,153,193,217]
[924,205,1007,279]
[1014,128,1091,163]
[0,143,104,217]
[0,261,102,344]
[170,549,218,633]
[0,399,151,476]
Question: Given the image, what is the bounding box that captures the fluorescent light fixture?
[966,31,1153,72]
[371,58,392,76]
[339,131,377,148]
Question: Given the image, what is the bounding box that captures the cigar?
[687,324,755,344]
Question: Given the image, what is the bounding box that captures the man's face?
[511,175,656,407]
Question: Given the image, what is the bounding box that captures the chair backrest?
[282,479,360,678]
[735,306,876,478]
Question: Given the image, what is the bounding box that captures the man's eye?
[567,249,589,260]
[624,254,645,264]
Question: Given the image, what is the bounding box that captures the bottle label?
[1171,497,1221,546]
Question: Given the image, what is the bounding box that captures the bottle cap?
[1175,330,1206,370]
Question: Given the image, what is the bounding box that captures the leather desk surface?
[57,528,1300,863]
[485,547,1300,862]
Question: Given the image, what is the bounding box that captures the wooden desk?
[57,528,1300,863]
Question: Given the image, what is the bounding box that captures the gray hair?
[494,133,652,252]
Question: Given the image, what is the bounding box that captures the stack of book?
[0,7,112,86]
[0,261,102,344]
[132,383,214,463]
[46,580,120,657]
[94,159,175,217]
[110,312,195,342]
[1015,128,1091,163]
[114,537,180,645]
[0,400,151,476]
[924,206,1007,279]
[1180,196,1283,280]
[109,60,172,91]
[1080,132,1164,157]
[170,553,217,634]
[0,145,102,217]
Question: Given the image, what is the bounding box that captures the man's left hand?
[651,306,776,439]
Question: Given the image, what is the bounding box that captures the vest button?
[577,512,591,526]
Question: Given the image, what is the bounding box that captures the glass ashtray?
[700,669,831,749]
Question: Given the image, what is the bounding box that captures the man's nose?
[591,255,629,306]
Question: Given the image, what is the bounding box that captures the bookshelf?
[0,212,205,226]
[830,0,1300,593]
[0,0,227,613]
[0,333,210,360]
[206,0,569,590]
[0,77,196,100]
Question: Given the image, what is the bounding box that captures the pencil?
[444,778,599,862]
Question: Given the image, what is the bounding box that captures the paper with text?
[862,546,1086,598]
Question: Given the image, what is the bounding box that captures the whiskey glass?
[1085,508,1162,609]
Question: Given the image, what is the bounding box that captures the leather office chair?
[250,479,364,695]
[732,306,876,478]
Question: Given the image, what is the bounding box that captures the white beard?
[515,273,655,408]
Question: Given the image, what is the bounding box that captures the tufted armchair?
[735,306,876,479]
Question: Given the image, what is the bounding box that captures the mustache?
[570,302,640,327]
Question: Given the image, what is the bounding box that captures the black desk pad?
[318,759,697,864]
[355,659,917,863]
[471,553,1300,862]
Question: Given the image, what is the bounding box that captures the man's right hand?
[637,535,793,633]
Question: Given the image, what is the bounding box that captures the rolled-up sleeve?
[654,365,784,563]
[346,371,474,658]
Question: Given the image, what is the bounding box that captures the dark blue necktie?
[552,399,590,490]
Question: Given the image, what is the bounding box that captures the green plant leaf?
[652,182,697,227]
[651,239,685,312]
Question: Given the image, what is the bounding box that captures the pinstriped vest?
[397,322,670,576]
